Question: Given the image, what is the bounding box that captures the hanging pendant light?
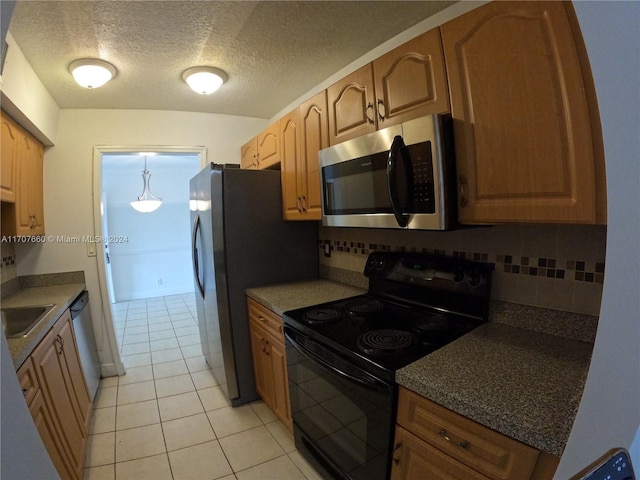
[130,156,162,213]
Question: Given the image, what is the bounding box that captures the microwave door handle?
[388,135,411,227]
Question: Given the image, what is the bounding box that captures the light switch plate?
[86,241,97,257]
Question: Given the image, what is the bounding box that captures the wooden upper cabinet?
[327,64,377,145]
[1,112,18,202]
[281,91,327,220]
[280,108,302,219]
[373,28,449,128]
[299,91,327,219]
[328,28,449,146]
[256,122,280,169]
[240,137,258,169]
[441,1,604,224]
[241,123,280,170]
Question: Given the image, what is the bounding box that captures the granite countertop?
[396,322,593,457]
[3,283,87,369]
[246,279,366,316]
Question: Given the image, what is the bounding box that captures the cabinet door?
[299,91,327,220]
[266,333,292,431]
[391,426,491,480]
[280,109,304,220]
[249,322,273,406]
[0,112,18,202]
[13,129,45,235]
[29,389,78,480]
[27,136,45,235]
[327,64,376,145]
[31,314,86,479]
[442,1,600,224]
[257,122,280,169]
[374,28,450,128]
[241,137,258,169]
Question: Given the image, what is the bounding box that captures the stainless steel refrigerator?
[190,164,318,406]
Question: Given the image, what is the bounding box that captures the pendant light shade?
[182,67,227,94]
[130,156,162,213]
[69,59,117,89]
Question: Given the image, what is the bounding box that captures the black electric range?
[282,251,493,480]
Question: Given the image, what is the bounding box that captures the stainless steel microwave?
[319,114,456,230]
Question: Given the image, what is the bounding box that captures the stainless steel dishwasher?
[70,291,100,400]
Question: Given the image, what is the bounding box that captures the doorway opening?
[93,146,205,375]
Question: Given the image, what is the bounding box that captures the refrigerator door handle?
[192,214,205,297]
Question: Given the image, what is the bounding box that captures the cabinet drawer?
[397,387,539,480]
[392,426,491,480]
[247,298,284,343]
[17,357,40,406]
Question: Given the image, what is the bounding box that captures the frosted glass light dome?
[69,59,117,89]
[182,67,227,94]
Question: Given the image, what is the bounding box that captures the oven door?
[319,114,452,230]
[285,326,395,480]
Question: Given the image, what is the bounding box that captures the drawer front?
[17,357,40,405]
[247,298,284,343]
[392,426,491,480]
[397,387,539,480]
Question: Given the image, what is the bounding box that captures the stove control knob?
[467,272,483,288]
[452,268,466,284]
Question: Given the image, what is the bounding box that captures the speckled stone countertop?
[246,279,365,316]
[3,283,86,369]
[396,322,593,457]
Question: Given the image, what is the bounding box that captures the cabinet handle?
[365,103,375,124]
[22,388,28,395]
[300,196,307,213]
[264,340,271,356]
[439,429,469,449]
[376,99,386,122]
[54,334,64,355]
[392,441,402,466]
[459,175,468,207]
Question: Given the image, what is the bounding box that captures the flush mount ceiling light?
[130,156,162,213]
[69,58,117,89]
[182,66,227,94]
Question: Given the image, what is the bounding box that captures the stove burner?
[357,329,417,355]
[345,299,384,316]
[304,308,342,325]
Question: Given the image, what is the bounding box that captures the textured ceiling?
[8,1,454,119]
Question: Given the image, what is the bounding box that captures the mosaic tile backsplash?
[318,224,607,316]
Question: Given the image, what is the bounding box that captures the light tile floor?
[84,293,324,480]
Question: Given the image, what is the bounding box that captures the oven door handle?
[285,330,392,393]
[388,135,412,228]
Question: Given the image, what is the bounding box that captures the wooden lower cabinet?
[247,298,292,431]
[392,387,558,480]
[17,309,92,480]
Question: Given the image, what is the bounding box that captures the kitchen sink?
[2,304,55,339]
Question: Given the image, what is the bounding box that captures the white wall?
[555,1,640,477]
[15,109,267,374]
[103,154,200,301]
